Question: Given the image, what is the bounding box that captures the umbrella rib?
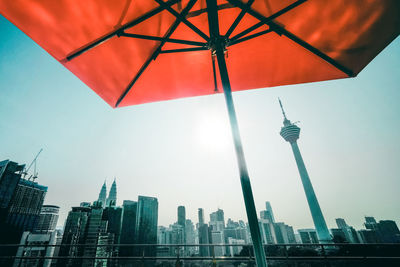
[119,32,206,47]
[227,0,355,77]
[64,0,180,61]
[154,0,210,41]
[273,23,355,76]
[225,0,255,38]
[228,29,273,46]
[230,21,264,42]
[229,0,307,42]
[115,0,199,107]
[160,47,209,53]
[187,3,234,18]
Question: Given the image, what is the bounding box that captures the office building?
[298,229,319,244]
[376,220,400,243]
[13,231,57,267]
[97,181,107,208]
[198,208,205,226]
[0,160,47,251]
[120,200,137,257]
[265,202,275,222]
[335,218,360,243]
[210,209,225,228]
[106,179,117,207]
[57,206,91,266]
[34,205,59,233]
[135,196,158,256]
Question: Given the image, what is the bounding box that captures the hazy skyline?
[1,15,399,230]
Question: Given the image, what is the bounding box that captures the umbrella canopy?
[1,0,398,107]
[1,1,399,266]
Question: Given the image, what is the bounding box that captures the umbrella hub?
[208,36,228,55]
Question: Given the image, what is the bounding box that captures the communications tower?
[279,99,332,243]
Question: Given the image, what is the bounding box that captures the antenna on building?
[278,98,287,120]
[23,149,43,182]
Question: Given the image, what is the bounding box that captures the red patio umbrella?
[1,0,399,266]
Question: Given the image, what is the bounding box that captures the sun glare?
[194,110,231,151]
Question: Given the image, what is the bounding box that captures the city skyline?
[1,14,400,232]
[65,181,400,234]
[2,157,399,266]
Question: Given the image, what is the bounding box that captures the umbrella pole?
[215,46,268,267]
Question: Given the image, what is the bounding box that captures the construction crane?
[23,149,43,181]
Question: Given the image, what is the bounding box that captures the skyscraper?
[198,208,205,226]
[265,201,275,223]
[58,204,118,267]
[198,208,210,256]
[0,160,48,252]
[177,206,186,227]
[135,196,158,256]
[102,206,123,244]
[335,218,360,243]
[177,206,186,244]
[34,205,60,233]
[210,208,225,228]
[120,200,137,257]
[376,220,400,243]
[14,230,58,267]
[106,178,117,207]
[364,216,378,230]
[15,205,59,267]
[185,219,196,255]
[97,181,107,208]
[260,202,275,223]
[279,99,332,243]
[298,229,319,244]
[57,206,91,266]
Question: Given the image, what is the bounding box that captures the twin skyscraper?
[97,178,117,208]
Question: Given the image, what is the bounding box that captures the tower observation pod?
[279,99,332,243]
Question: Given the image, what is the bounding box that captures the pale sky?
[0,15,399,231]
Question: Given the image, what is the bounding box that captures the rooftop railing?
[0,243,399,266]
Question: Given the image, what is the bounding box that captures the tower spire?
[107,178,117,207]
[278,98,292,126]
[278,98,287,120]
[98,181,107,208]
